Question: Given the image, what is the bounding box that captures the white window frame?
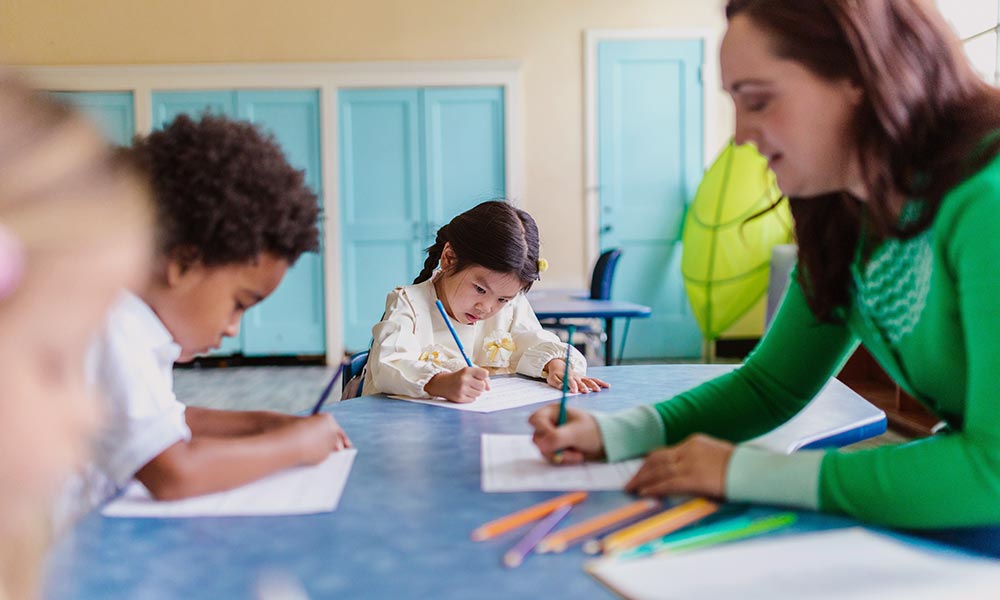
[19,61,525,364]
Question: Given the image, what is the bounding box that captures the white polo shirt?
[64,292,191,519]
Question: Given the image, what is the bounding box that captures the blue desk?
[529,291,651,365]
[45,365,979,600]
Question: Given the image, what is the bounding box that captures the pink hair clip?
[0,223,25,301]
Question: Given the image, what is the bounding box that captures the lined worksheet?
[102,449,357,518]
[587,527,1000,600]
[393,375,579,413]
[481,434,641,492]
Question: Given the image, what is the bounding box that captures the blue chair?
[540,248,626,363]
[589,248,623,301]
[341,350,369,399]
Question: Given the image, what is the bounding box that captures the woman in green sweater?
[531,0,1000,529]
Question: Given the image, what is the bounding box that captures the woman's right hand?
[529,404,605,464]
[425,367,491,403]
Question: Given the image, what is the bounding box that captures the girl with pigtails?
[363,200,608,403]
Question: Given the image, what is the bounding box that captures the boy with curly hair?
[74,114,350,511]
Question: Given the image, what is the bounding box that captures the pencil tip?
[502,553,522,568]
[582,540,601,555]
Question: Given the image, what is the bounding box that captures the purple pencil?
[502,503,574,568]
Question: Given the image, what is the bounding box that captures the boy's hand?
[425,367,491,403]
[529,404,605,464]
[293,414,352,465]
[625,434,734,498]
[544,359,610,393]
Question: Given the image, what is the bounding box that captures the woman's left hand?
[625,434,735,498]
[545,359,610,393]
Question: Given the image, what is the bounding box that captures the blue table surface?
[528,293,652,319]
[42,365,999,599]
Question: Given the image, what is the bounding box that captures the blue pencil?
[310,362,346,415]
[435,299,473,367]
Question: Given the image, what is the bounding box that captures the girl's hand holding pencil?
[529,405,605,465]
[292,414,352,464]
[424,366,491,403]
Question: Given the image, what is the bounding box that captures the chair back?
[589,248,623,300]
[342,350,370,399]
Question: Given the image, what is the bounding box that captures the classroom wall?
[1,0,733,286]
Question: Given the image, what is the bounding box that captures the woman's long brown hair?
[727,0,1000,320]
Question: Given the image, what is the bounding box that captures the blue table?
[43,365,985,600]
[528,291,651,365]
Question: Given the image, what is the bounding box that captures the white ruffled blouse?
[363,277,587,398]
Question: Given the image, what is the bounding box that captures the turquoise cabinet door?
[152,91,236,126]
[598,40,704,358]
[151,90,325,357]
[52,91,135,146]
[339,89,424,351]
[422,87,506,244]
[237,91,325,356]
[338,87,506,352]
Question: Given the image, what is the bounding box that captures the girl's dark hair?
[127,114,319,267]
[727,0,1000,320]
[413,200,541,291]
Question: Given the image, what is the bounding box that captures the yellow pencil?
[537,498,661,554]
[594,497,718,555]
[471,491,588,541]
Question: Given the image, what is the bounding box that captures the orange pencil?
[590,497,718,555]
[471,491,588,541]
[537,498,661,554]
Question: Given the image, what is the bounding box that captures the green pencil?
[553,325,575,464]
[615,512,798,560]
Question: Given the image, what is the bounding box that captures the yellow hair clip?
[537,258,549,273]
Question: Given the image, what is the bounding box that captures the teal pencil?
[615,512,798,560]
[553,325,575,464]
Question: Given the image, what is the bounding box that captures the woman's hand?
[424,367,491,403]
[544,359,610,393]
[625,434,734,498]
[528,404,605,464]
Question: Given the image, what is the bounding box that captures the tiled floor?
[173,366,340,413]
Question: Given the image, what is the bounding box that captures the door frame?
[19,61,525,364]
[583,29,719,266]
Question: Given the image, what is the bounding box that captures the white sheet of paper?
[587,527,1000,600]
[481,434,641,492]
[102,449,357,518]
[392,375,578,413]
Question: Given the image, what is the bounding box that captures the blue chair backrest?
[589,248,623,300]
[343,350,370,396]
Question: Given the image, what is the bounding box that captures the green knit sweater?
[596,152,1000,529]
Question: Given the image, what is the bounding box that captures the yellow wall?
[1,0,733,287]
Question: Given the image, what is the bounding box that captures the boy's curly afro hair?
[128,114,320,267]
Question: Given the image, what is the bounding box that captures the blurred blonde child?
[0,73,151,599]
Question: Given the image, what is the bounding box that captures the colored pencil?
[553,325,575,464]
[435,299,473,367]
[310,361,347,415]
[471,491,587,542]
[587,497,719,555]
[537,498,661,554]
[616,512,798,560]
[502,504,574,568]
